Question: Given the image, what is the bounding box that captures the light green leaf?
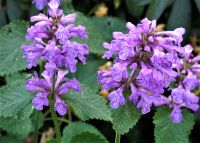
[0,21,29,76]
[0,80,34,119]
[91,17,127,41]
[146,0,174,20]
[111,101,141,134]
[0,116,32,138]
[64,85,112,121]
[71,132,108,143]
[75,60,105,91]
[62,122,108,143]
[154,106,195,143]
[167,0,191,31]
[5,72,29,83]
[75,15,127,55]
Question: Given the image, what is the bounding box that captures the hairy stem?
[49,74,61,143]
[115,133,121,143]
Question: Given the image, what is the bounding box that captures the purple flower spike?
[98,17,199,123]
[24,0,87,116]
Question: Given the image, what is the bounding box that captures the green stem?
[33,110,39,143]
[115,133,121,143]
[49,74,61,143]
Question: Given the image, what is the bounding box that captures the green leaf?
[154,106,195,143]
[111,101,141,134]
[75,13,105,55]
[194,0,200,11]
[6,0,22,21]
[0,116,32,138]
[167,0,191,31]
[5,72,29,83]
[75,15,126,55]
[64,85,112,121]
[62,122,108,143]
[0,21,29,76]
[91,17,127,41]
[0,136,23,143]
[125,0,147,18]
[71,132,108,143]
[75,60,105,91]
[46,139,57,143]
[0,80,34,119]
[31,111,44,131]
[146,0,174,19]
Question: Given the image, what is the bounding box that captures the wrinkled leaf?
[64,84,112,121]
[111,101,141,134]
[154,106,195,143]
[0,21,29,76]
[0,80,34,119]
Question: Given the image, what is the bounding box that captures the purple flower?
[26,69,80,115]
[170,107,183,123]
[24,0,88,116]
[98,17,199,123]
[108,86,125,109]
[54,95,67,115]
[32,93,49,110]
[32,0,48,10]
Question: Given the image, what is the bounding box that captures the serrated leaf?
[71,132,108,143]
[146,0,174,20]
[0,80,34,119]
[0,21,29,76]
[111,101,141,134]
[64,85,112,121]
[153,106,195,143]
[75,60,105,91]
[62,122,108,143]
[167,0,191,31]
[5,72,28,83]
[0,116,32,138]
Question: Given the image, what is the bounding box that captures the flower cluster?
[167,45,200,123]
[22,0,89,115]
[98,18,200,123]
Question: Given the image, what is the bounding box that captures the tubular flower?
[22,0,88,115]
[98,18,200,123]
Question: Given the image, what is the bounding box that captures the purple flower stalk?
[22,0,89,115]
[98,18,200,123]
